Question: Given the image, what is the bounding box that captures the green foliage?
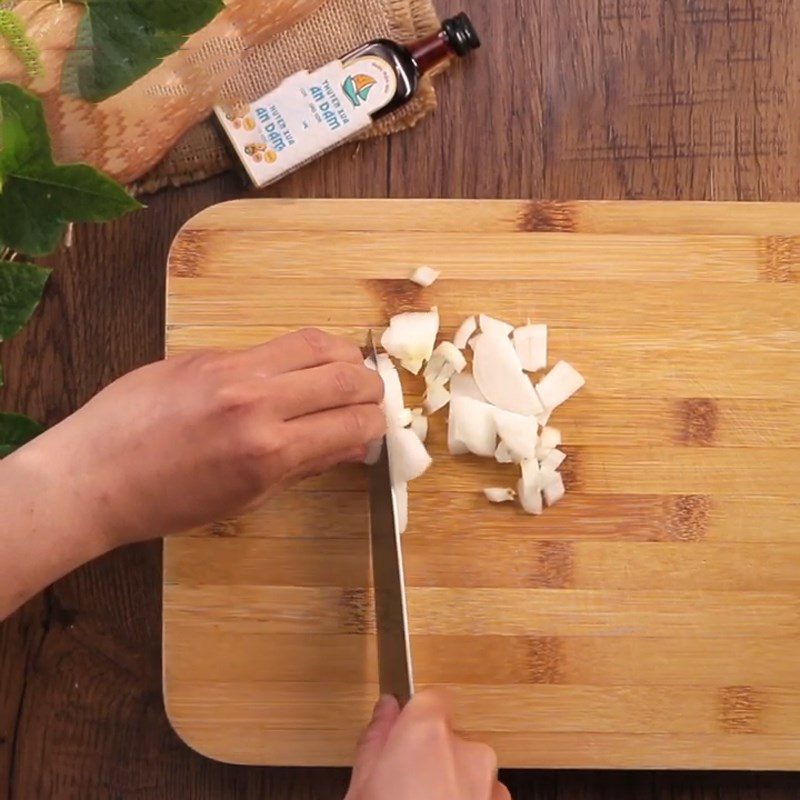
[0,4,196,453]
[0,8,43,78]
[61,0,224,102]
[0,411,44,457]
[0,258,50,341]
[0,82,141,257]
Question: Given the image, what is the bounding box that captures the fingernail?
[373,694,397,718]
[345,446,368,463]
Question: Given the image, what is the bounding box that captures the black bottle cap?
[442,13,481,57]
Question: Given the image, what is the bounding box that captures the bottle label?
[215,55,398,187]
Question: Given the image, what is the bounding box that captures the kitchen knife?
[366,333,415,706]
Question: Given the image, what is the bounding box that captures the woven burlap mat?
[132,0,442,195]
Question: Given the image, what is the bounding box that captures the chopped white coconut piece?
[450,396,498,457]
[543,472,566,506]
[521,458,541,489]
[484,487,516,503]
[453,316,478,350]
[396,408,413,428]
[479,314,514,338]
[423,381,451,415]
[494,408,539,461]
[513,324,548,372]
[447,397,469,456]
[535,361,585,410]
[381,308,439,375]
[368,353,405,420]
[450,372,488,403]
[539,465,560,488]
[371,307,583,527]
[472,333,544,416]
[517,476,544,515]
[540,448,566,471]
[424,341,467,385]
[410,409,428,442]
[387,427,432,484]
[536,426,562,461]
[494,441,520,464]
[410,266,440,287]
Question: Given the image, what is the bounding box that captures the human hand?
[346,690,511,800]
[10,328,385,547]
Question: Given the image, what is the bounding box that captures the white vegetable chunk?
[543,472,566,507]
[381,308,440,375]
[536,426,562,460]
[539,465,560,488]
[484,487,516,503]
[517,477,543,515]
[540,426,563,450]
[521,458,541,489]
[540,448,566,471]
[453,316,478,350]
[423,381,451,415]
[410,409,428,442]
[479,314,514,338]
[494,408,539,461]
[450,372,488,403]
[410,266,440,287]
[424,341,467,385]
[396,408,413,428]
[535,360,585,410]
[494,441,520,464]
[450,396,498,457]
[387,427,432,484]
[370,353,405,419]
[371,306,583,525]
[447,398,469,455]
[513,323,548,372]
[472,333,544,416]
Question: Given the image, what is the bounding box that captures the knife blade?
[366,332,415,706]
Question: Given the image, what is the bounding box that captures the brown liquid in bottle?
[216,12,480,187]
[342,13,481,120]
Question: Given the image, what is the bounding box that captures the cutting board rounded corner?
[166,199,239,265]
[163,678,246,767]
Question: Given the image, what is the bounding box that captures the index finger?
[242,328,364,375]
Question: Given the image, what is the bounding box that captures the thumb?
[346,695,401,799]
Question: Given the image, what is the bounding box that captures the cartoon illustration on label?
[243,142,277,164]
[223,102,256,131]
[342,74,377,107]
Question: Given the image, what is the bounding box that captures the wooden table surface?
[2,0,800,797]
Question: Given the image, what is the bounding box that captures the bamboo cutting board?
[163,199,800,769]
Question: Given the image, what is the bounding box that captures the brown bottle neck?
[409,31,456,76]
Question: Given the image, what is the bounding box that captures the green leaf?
[62,0,224,102]
[0,259,50,342]
[0,412,43,457]
[0,9,43,79]
[0,82,141,257]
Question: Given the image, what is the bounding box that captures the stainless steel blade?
[366,332,414,706]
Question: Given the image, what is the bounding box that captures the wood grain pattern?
[4,0,800,794]
[164,199,800,768]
